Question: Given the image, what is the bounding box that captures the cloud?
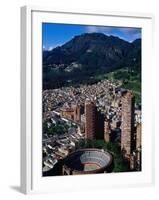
[48,46,54,51]
[47,43,62,51]
[119,27,141,36]
[86,26,114,34]
[85,26,141,42]
[118,27,141,41]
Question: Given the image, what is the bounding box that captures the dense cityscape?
[42,79,141,176]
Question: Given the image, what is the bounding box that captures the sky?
[42,23,141,51]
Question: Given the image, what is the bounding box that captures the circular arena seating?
[63,148,113,174]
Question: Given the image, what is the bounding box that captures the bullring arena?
[62,148,114,175]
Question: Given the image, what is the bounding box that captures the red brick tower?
[121,91,135,158]
[85,100,97,139]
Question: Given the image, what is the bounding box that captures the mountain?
[127,38,141,73]
[132,38,141,48]
[43,33,141,89]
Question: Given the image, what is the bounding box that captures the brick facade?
[104,120,111,142]
[85,100,97,139]
[121,92,135,157]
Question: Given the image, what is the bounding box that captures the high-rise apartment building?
[121,91,135,158]
[104,120,111,142]
[85,100,97,139]
[136,123,141,149]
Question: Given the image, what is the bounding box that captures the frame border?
[20,5,154,194]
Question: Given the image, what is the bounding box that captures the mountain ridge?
[43,32,141,89]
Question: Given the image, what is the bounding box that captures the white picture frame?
[21,5,154,194]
